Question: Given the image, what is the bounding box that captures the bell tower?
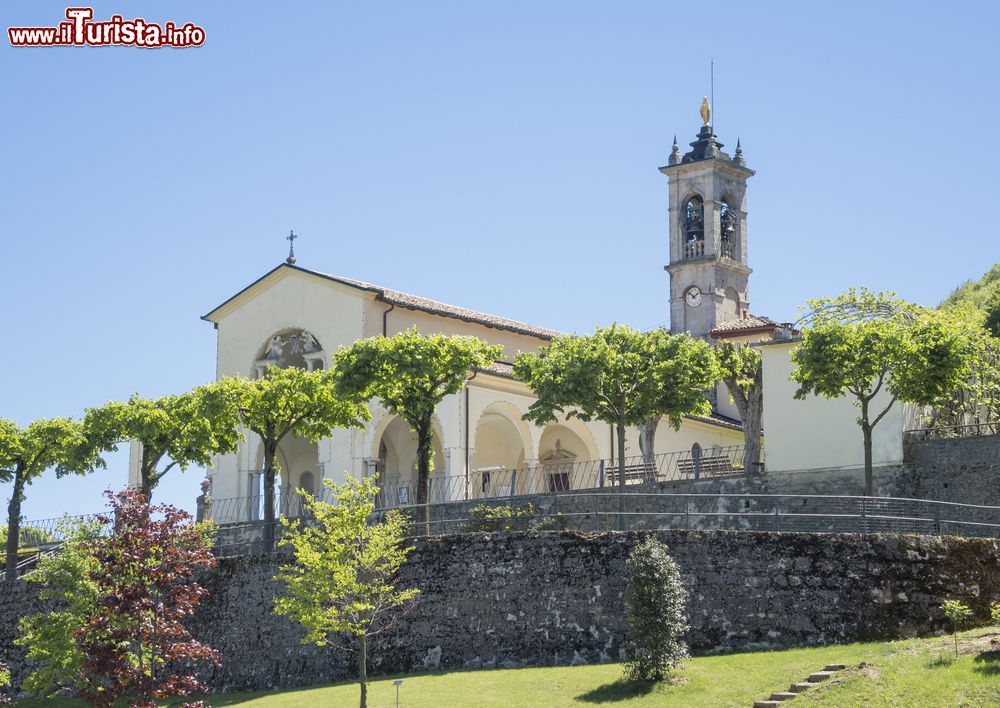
[660,98,754,337]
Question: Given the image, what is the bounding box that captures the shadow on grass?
[925,654,955,669]
[576,679,658,703]
[973,650,1000,676]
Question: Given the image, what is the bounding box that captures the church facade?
[160,107,811,522]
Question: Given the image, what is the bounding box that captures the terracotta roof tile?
[478,361,516,378]
[709,314,778,337]
[302,267,563,340]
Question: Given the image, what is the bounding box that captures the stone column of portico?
[523,458,540,496]
[443,447,466,502]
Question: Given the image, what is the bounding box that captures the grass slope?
[17,630,1000,706]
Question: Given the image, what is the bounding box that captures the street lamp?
[394,679,404,707]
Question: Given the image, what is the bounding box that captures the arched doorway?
[252,434,320,518]
[471,404,530,498]
[537,424,597,492]
[373,415,445,506]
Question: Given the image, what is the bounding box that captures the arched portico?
[370,414,447,506]
[537,421,601,491]
[251,434,321,517]
[470,402,533,498]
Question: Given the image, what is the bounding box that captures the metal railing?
[402,492,1000,539]
[904,422,999,442]
[22,490,1000,560]
[18,513,106,543]
[208,447,747,522]
[204,491,1000,556]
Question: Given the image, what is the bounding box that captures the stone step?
[823,663,847,671]
[753,702,782,708]
[789,682,814,693]
[769,692,798,701]
[807,671,835,683]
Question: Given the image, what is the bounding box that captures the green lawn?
[18,629,1000,707]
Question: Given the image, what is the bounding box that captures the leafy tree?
[791,289,974,495]
[274,474,419,708]
[941,599,973,657]
[333,329,502,532]
[0,659,11,706]
[716,342,764,475]
[74,488,219,707]
[929,304,1000,427]
[83,384,242,500]
[0,417,106,581]
[623,536,689,681]
[16,518,102,700]
[986,290,1000,339]
[513,325,718,491]
[219,367,369,552]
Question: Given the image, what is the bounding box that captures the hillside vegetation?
[941,263,1000,336]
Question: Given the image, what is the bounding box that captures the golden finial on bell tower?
[699,96,711,127]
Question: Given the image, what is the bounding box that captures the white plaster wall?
[760,340,904,472]
[647,418,744,457]
[208,271,367,503]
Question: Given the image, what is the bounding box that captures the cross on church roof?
[286,230,297,265]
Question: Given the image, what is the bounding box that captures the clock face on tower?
[685,286,702,307]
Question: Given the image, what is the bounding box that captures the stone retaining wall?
[3,529,1000,694]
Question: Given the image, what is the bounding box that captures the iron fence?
[17,513,106,544]
[203,491,1000,556]
[400,492,1000,538]
[209,447,748,523]
[21,490,1000,561]
[904,422,999,442]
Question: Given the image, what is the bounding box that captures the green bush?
[0,525,55,550]
[991,602,1000,626]
[624,536,689,681]
[464,503,536,532]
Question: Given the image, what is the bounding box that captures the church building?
[151,102,804,522]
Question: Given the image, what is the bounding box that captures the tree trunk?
[638,418,658,472]
[359,633,368,708]
[862,423,874,497]
[617,418,627,531]
[742,379,764,476]
[722,368,764,477]
[263,441,277,553]
[4,466,25,582]
[140,467,154,501]
[860,399,874,496]
[415,416,433,535]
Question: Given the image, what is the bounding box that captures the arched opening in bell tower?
[720,199,737,260]
[683,196,705,258]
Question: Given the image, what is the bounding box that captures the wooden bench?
[677,455,739,477]
[604,462,656,486]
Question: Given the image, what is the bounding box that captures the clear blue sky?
[2,1,998,521]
